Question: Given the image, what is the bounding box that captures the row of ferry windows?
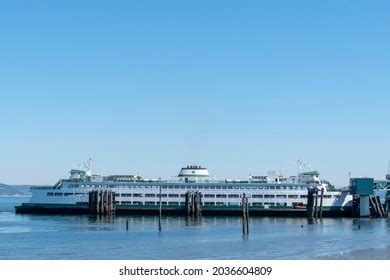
[116,194,337,199]
[47,193,339,199]
[117,201,288,206]
[67,184,309,190]
[47,193,83,197]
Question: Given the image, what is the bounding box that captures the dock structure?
[369,195,386,218]
[306,188,324,219]
[88,190,115,215]
[306,188,316,218]
[185,191,202,218]
[350,178,388,218]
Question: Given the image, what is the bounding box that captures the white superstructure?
[25,164,353,211]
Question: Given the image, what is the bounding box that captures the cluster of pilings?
[242,193,249,235]
[306,188,324,219]
[88,190,116,215]
[185,191,202,217]
[369,196,388,218]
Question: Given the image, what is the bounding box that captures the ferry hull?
[15,203,354,217]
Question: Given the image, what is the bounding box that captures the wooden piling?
[307,188,315,218]
[111,191,116,214]
[159,185,162,231]
[126,218,129,231]
[96,190,100,214]
[191,192,195,218]
[314,189,319,219]
[242,193,249,235]
[376,196,384,218]
[245,196,249,235]
[319,188,324,218]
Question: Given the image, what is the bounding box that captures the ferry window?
[133,201,143,205]
[333,195,340,198]
[300,195,308,198]
[276,203,287,206]
[157,194,167,197]
[270,203,275,206]
[252,202,263,206]
[145,194,155,197]
[216,202,224,205]
[210,186,215,189]
[228,194,239,198]
[276,186,281,190]
[216,186,222,189]
[264,195,275,198]
[180,194,186,198]
[270,186,275,190]
[121,194,132,197]
[276,195,287,198]
[180,186,185,189]
[228,202,240,206]
[191,186,197,190]
[174,186,180,189]
[288,195,298,199]
[161,202,167,205]
[252,195,263,198]
[64,193,73,196]
[133,194,143,197]
[204,194,215,198]
[122,201,132,205]
[145,202,155,205]
[47,193,54,196]
[216,194,227,198]
[168,186,173,189]
[204,202,215,206]
[169,202,179,205]
[204,186,210,189]
[222,186,227,190]
[324,195,332,199]
[168,194,179,198]
[55,193,63,196]
[289,186,294,190]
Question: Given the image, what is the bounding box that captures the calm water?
[1,197,390,260]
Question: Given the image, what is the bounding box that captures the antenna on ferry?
[293,159,310,175]
[83,157,93,176]
[293,159,303,175]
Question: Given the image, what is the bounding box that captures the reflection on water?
[1,197,390,260]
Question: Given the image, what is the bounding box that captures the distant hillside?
[0,184,40,197]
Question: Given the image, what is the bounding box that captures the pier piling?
[314,189,319,219]
[185,191,202,219]
[319,188,324,219]
[242,193,249,235]
[306,188,316,219]
[88,190,116,215]
[159,185,162,231]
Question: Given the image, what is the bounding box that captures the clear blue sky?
[1,0,390,186]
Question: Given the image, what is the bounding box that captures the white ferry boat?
[16,161,355,217]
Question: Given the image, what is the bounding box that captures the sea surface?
[1,197,390,260]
